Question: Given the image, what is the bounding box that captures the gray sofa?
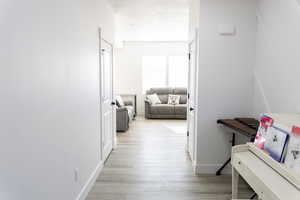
[145,88,187,119]
[116,96,136,132]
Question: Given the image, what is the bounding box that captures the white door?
[99,30,115,162]
[187,31,198,162]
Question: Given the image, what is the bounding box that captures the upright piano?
[232,143,300,200]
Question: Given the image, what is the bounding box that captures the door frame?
[187,29,199,172]
[98,28,116,163]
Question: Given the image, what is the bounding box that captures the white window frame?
[142,55,188,93]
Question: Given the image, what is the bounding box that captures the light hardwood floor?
[86,118,252,200]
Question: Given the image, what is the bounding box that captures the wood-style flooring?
[86,118,252,200]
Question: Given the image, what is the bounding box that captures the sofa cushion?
[148,87,173,95]
[174,88,187,104]
[179,95,187,104]
[174,87,187,95]
[147,88,173,104]
[175,104,187,115]
[158,94,169,104]
[150,104,175,115]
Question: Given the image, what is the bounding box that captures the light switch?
[218,24,236,35]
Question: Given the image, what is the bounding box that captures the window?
[142,56,188,93]
[142,56,167,93]
[168,56,188,88]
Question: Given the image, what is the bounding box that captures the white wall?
[0,0,114,199]
[253,0,300,115]
[113,0,189,42]
[194,0,257,173]
[189,0,200,41]
[115,41,188,115]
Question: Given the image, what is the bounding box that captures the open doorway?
[114,41,189,147]
[114,41,193,173]
[111,0,194,164]
[104,0,198,178]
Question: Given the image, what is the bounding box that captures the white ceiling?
[108,0,189,41]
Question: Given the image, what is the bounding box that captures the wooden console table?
[216,118,259,175]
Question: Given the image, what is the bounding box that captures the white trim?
[187,29,199,167]
[102,39,117,150]
[76,162,104,200]
[99,28,116,157]
[166,56,170,87]
[137,112,145,117]
[194,163,232,175]
[98,28,103,161]
[193,28,199,168]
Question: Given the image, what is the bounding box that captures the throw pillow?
[168,94,180,105]
[116,95,124,107]
[147,93,161,105]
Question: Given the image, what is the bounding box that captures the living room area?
[111,0,192,164]
[114,41,189,134]
[112,0,190,134]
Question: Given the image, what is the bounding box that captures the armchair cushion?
[125,106,134,121]
[117,107,128,113]
[116,107,129,132]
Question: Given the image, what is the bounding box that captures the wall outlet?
[74,168,79,182]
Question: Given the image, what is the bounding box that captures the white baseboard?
[76,162,104,200]
[194,163,232,175]
[136,113,145,117]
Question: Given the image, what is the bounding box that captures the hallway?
[86,118,251,200]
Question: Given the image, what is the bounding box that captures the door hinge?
[188,93,190,99]
[187,131,189,137]
[188,53,191,60]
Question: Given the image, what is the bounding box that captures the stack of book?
[254,114,300,175]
